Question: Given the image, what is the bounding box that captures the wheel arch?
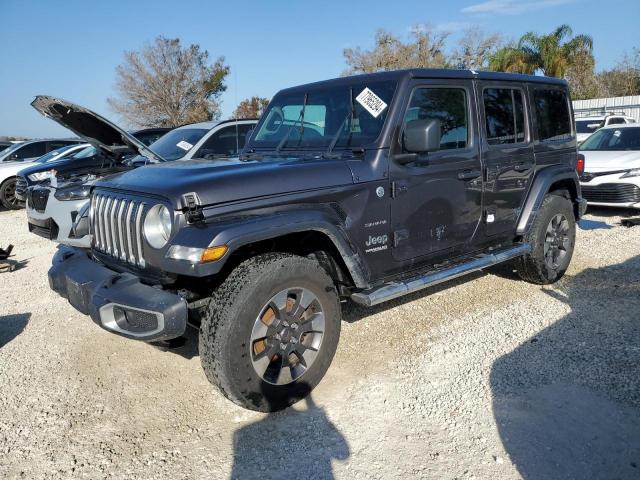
[172,208,370,290]
[516,165,581,236]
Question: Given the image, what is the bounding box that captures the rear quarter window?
[533,89,572,142]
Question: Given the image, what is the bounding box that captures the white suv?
[575,114,636,144]
[579,124,640,209]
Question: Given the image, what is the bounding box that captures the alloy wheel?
[250,287,325,385]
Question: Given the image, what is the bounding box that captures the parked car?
[45,69,586,412]
[579,124,640,209]
[0,143,87,209]
[23,103,257,247]
[131,127,173,146]
[14,129,175,201]
[575,114,636,144]
[128,118,257,164]
[0,141,15,152]
[0,138,80,165]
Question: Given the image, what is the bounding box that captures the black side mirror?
[403,119,441,153]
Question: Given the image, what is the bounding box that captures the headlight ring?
[143,204,172,249]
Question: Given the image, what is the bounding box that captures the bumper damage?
[48,246,187,341]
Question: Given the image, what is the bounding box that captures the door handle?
[458,170,482,181]
[514,163,532,172]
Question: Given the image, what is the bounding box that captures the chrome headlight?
[143,204,172,249]
[28,170,55,182]
[621,168,640,178]
[54,184,92,201]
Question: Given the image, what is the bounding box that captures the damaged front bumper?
[48,246,187,341]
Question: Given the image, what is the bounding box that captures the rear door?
[390,79,483,262]
[477,82,534,237]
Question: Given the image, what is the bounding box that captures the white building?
[573,95,640,122]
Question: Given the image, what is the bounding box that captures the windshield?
[146,128,209,161]
[248,79,397,152]
[0,142,25,157]
[575,119,603,134]
[580,127,640,151]
[70,146,97,159]
[35,145,77,164]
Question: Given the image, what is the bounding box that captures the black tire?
[0,177,22,210]
[515,193,576,284]
[199,253,341,412]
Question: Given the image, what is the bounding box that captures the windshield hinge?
[182,192,205,224]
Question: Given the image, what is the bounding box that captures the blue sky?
[1,0,638,138]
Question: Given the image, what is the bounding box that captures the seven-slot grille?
[90,192,147,267]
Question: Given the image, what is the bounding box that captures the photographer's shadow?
[230,384,349,480]
[490,255,640,479]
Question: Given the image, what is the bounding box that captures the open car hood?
[31,95,165,162]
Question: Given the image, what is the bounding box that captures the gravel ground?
[1,206,639,479]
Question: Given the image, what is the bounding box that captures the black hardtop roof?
[279,68,567,93]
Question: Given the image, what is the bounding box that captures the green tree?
[489,25,593,78]
[343,25,449,75]
[108,36,230,127]
[233,96,270,119]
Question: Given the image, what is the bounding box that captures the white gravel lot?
[1,206,639,480]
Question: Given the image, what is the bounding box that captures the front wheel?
[199,253,341,412]
[515,193,576,284]
[0,177,22,210]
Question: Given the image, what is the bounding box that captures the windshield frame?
[245,78,399,154]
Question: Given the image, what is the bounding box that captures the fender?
[516,165,583,236]
[167,205,370,288]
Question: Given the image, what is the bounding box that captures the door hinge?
[391,181,408,198]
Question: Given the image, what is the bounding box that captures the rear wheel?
[0,177,22,210]
[515,193,576,284]
[199,253,341,412]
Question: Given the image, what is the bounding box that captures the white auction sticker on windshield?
[176,140,193,151]
[356,88,388,118]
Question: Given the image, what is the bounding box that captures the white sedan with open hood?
[579,124,640,209]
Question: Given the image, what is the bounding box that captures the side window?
[15,142,47,159]
[607,117,625,125]
[533,89,572,142]
[196,124,255,157]
[48,141,71,151]
[404,87,468,150]
[483,88,526,145]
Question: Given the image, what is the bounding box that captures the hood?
[580,150,640,172]
[31,95,165,162]
[95,156,355,209]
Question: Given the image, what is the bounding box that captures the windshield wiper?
[275,93,308,153]
[324,88,356,158]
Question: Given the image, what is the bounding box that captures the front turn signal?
[201,245,228,263]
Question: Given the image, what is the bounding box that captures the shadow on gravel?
[577,218,613,230]
[0,313,30,348]
[490,255,640,479]
[230,385,349,480]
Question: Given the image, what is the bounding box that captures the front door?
[390,80,483,262]
[477,83,535,236]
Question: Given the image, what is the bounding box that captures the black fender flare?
[169,206,370,288]
[516,165,583,236]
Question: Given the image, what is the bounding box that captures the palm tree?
[488,45,536,74]
[489,25,593,78]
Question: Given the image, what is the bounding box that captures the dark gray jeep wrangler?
[44,69,587,411]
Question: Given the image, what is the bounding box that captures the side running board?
[351,244,531,307]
